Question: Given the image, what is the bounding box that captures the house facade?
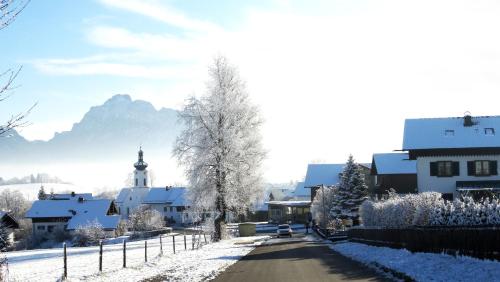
[25,197,120,239]
[142,187,192,225]
[371,153,417,195]
[403,114,500,199]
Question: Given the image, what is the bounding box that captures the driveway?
[211,234,391,282]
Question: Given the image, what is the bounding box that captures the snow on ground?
[5,234,270,282]
[329,241,500,282]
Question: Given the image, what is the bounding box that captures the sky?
[2,0,500,186]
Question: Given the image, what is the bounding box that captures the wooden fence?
[61,231,210,280]
[348,226,500,260]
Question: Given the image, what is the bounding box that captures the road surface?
[211,235,390,282]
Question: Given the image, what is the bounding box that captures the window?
[430,161,459,177]
[144,179,146,186]
[163,207,168,212]
[485,128,495,135]
[445,129,455,136]
[47,225,55,233]
[176,206,185,212]
[135,178,138,186]
[129,197,132,201]
[468,160,497,176]
[37,225,46,231]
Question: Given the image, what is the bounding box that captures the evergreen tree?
[37,185,47,200]
[330,155,368,222]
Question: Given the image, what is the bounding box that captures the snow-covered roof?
[403,116,500,150]
[49,193,93,201]
[26,199,119,230]
[142,187,188,206]
[267,200,311,206]
[303,164,345,188]
[115,188,131,203]
[293,182,310,198]
[372,153,416,175]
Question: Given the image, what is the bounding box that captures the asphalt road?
[211,235,390,282]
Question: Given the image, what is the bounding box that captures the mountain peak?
[104,94,132,105]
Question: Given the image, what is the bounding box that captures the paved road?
[211,235,390,282]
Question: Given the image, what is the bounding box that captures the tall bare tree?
[174,56,266,241]
[0,0,33,137]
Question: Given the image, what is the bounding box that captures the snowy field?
[0,183,82,201]
[329,241,500,282]
[5,234,269,282]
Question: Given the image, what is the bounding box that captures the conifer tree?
[37,185,47,200]
[330,155,368,222]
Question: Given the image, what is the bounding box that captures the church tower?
[133,147,149,187]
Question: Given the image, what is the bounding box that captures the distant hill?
[0,94,183,163]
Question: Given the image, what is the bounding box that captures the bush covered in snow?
[128,205,164,232]
[73,220,106,246]
[360,192,500,228]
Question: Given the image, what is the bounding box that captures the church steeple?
[134,147,148,171]
[133,147,149,187]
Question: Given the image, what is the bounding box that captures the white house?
[142,186,192,225]
[25,197,120,239]
[403,114,500,199]
[116,147,151,219]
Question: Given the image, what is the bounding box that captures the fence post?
[159,235,163,255]
[204,233,207,244]
[63,242,67,279]
[123,240,126,268]
[184,234,187,250]
[192,234,195,250]
[172,235,176,254]
[99,240,103,272]
[145,240,148,262]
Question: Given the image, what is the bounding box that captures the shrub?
[73,220,105,247]
[360,192,500,228]
[128,205,164,232]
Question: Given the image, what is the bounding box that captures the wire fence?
[6,230,212,281]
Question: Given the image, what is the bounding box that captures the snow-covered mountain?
[0,94,182,163]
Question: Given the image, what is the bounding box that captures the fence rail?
[348,227,500,260]
[57,231,212,280]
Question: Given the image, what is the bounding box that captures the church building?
[115,147,151,219]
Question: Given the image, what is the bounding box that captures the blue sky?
[2,0,500,185]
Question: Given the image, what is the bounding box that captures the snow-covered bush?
[311,186,337,225]
[360,192,500,228]
[73,220,105,246]
[128,205,164,232]
[429,196,500,226]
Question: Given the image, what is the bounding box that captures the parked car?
[277,224,292,238]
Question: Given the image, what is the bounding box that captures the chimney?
[464,113,473,127]
[71,191,76,197]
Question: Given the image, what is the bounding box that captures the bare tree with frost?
[0,0,34,138]
[174,56,265,241]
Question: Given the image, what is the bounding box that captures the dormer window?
[485,128,495,135]
[445,130,454,136]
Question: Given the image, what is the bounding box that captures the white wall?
[32,221,67,238]
[117,188,150,220]
[149,204,191,225]
[417,155,500,196]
